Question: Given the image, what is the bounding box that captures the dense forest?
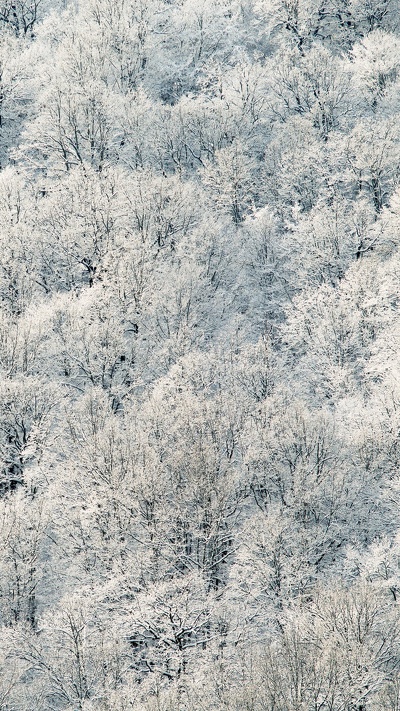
[1,0,400,708]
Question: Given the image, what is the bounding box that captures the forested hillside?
[1,0,400,708]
